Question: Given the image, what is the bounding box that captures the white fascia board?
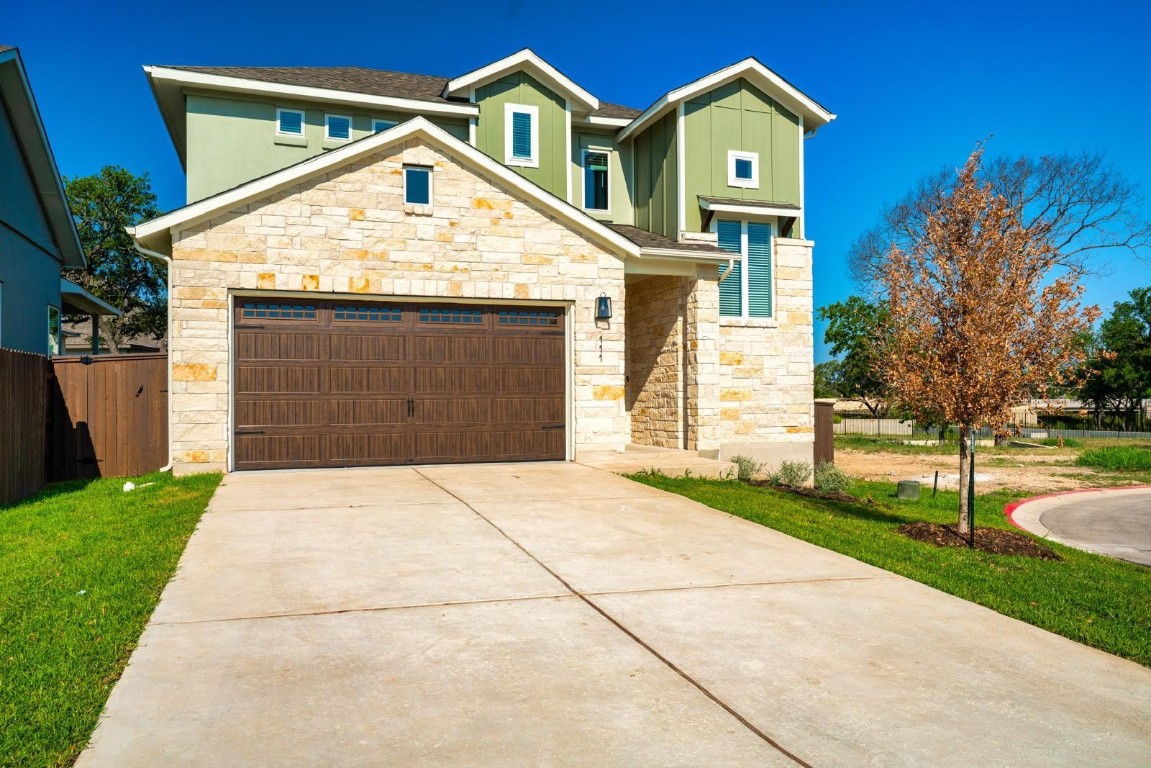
[443,49,599,113]
[618,57,835,142]
[131,117,640,260]
[638,247,732,263]
[582,115,631,128]
[698,200,802,219]
[145,66,479,118]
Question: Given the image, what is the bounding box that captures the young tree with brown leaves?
[878,149,1099,540]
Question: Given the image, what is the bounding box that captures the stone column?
[684,263,721,455]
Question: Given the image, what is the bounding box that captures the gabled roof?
[130,117,729,266]
[0,45,85,268]
[162,65,462,105]
[444,49,599,113]
[617,57,835,142]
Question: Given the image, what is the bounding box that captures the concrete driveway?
[79,464,1151,767]
[1008,486,1151,566]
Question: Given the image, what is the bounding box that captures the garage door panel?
[330,433,412,463]
[489,429,565,461]
[410,335,492,364]
[490,397,565,424]
[413,431,493,464]
[235,366,322,395]
[236,399,327,428]
[413,397,492,426]
[235,434,327,469]
[331,399,408,427]
[416,366,493,395]
[329,334,405,362]
[235,333,323,362]
[492,337,565,365]
[499,368,564,395]
[329,366,412,395]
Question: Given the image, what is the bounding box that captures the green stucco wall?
[571,130,633,224]
[0,95,62,355]
[474,72,567,199]
[683,79,800,233]
[185,93,469,202]
[633,111,678,239]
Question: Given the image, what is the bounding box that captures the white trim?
[372,118,398,134]
[276,107,305,136]
[504,103,540,168]
[565,100,573,203]
[444,49,599,113]
[740,221,749,319]
[579,148,611,213]
[727,150,759,189]
[467,87,477,146]
[699,198,801,219]
[798,114,806,239]
[617,57,835,142]
[582,115,632,128]
[324,113,353,142]
[676,102,686,235]
[146,65,479,118]
[403,164,433,206]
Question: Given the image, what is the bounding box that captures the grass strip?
[628,473,1151,668]
[1076,445,1151,471]
[0,471,221,768]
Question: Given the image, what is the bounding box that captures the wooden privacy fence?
[49,354,168,482]
[0,349,50,506]
[813,400,835,467]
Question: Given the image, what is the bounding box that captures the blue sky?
[6,0,1149,360]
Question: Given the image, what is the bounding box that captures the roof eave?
[443,49,599,113]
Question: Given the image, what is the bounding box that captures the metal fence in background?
[834,416,1151,442]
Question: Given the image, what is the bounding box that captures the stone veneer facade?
[167,138,632,473]
[717,237,815,465]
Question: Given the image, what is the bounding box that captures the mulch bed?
[898,522,1062,560]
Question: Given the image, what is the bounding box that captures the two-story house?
[130,49,834,474]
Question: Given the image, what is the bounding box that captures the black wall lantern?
[595,293,612,320]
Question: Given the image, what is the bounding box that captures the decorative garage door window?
[241,302,317,320]
[418,307,484,324]
[497,310,560,327]
[334,305,403,322]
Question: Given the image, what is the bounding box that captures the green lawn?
[0,471,221,768]
[629,473,1151,668]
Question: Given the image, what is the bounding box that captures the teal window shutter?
[747,222,772,317]
[511,111,533,159]
[717,220,742,317]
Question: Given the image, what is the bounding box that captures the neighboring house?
[132,49,834,474]
[0,45,118,356]
[61,321,164,354]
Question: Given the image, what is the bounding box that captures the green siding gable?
[682,78,800,233]
[185,93,468,202]
[632,111,678,240]
[473,72,567,199]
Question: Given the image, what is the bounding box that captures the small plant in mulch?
[897,522,1062,560]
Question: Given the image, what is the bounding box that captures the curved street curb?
[1004,485,1151,558]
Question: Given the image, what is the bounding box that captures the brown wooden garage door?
[232,298,566,470]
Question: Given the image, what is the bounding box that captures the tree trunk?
[957,426,973,539]
[98,316,122,354]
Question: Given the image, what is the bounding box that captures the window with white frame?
[372,119,397,133]
[504,103,539,167]
[727,150,759,189]
[582,149,610,211]
[404,165,432,205]
[276,108,305,136]
[325,113,352,141]
[716,219,773,318]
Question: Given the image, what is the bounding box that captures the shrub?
[729,454,766,482]
[768,460,812,488]
[814,462,850,495]
[1075,445,1151,471]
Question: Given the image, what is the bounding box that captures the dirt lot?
[836,449,1102,493]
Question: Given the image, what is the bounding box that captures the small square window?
[372,119,397,133]
[727,150,759,189]
[404,166,432,205]
[276,108,305,136]
[326,114,352,141]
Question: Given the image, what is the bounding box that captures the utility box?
[897,480,921,500]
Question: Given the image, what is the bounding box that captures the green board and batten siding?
[632,111,678,240]
[185,93,469,203]
[682,78,800,233]
[473,72,567,199]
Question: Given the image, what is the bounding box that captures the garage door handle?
[236,430,266,435]
[407,398,415,417]
[542,424,564,430]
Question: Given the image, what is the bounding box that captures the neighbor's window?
[504,103,539,167]
[325,113,352,141]
[727,150,759,189]
[717,219,773,319]
[582,149,610,211]
[47,305,60,355]
[372,119,397,133]
[276,108,305,136]
[404,166,432,205]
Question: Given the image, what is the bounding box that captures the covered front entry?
[232,297,566,470]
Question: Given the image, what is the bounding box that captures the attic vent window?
[504,103,539,168]
[372,119,397,133]
[325,114,352,141]
[727,150,759,189]
[276,108,305,136]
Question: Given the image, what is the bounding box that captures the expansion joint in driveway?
[413,469,814,768]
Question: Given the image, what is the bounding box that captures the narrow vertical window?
[504,103,539,167]
[276,108,305,136]
[404,166,432,205]
[717,220,742,317]
[583,150,610,211]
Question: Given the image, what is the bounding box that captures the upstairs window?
[727,150,759,189]
[276,108,305,136]
[717,219,773,319]
[404,166,432,205]
[325,113,352,141]
[372,119,397,133]
[504,103,539,167]
[582,150,610,211]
